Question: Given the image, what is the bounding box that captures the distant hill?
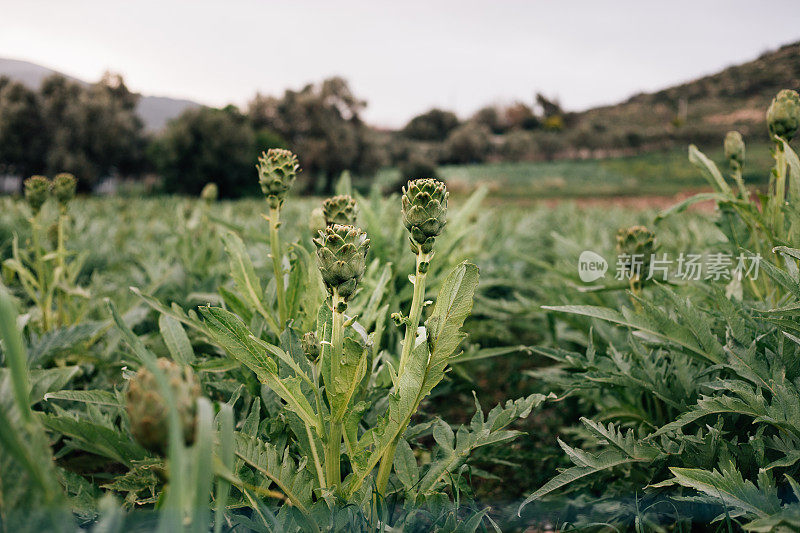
[0,57,200,131]
[568,42,800,155]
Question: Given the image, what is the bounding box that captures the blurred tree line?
[0,73,144,191]
[0,71,594,197]
[394,93,571,178]
[0,73,388,196]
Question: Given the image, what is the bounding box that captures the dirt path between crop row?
[485,189,720,211]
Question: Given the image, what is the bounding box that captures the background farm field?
[378,143,775,200]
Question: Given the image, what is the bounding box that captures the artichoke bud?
[51,173,77,207]
[257,148,300,208]
[402,178,448,254]
[126,358,200,454]
[24,175,50,214]
[322,195,358,226]
[200,182,218,203]
[767,89,800,141]
[313,224,370,301]
[301,332,320,360]
[616,226,656,274]
[724,131,745,168]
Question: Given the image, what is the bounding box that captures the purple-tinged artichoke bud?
[51,173,76,208]
[24,175,50,214]
[257,148,299,208]
[767,89,800,141]
[724,131,745,168]
[322,195,358,226]
[313,224,369,300]
[126,358,200,454]
[401,178,448,254]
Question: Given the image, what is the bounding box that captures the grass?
[377,142,774,200]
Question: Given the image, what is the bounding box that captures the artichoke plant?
[24,175,50,214]
[322,195,358,226]
[126,358,200,454]
[51,173,77,209]
[257,148,300,208]
[401,178,448,254]
[767,89,800,141]
[724,131,745,168]
[616,225,656,275]
[313,224,370,301]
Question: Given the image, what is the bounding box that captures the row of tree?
[0,74,388,196]
[0,72,574,196]
[0,74,144,190]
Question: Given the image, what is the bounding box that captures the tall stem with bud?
[314,223,370,490]
[257,149,300,329]
[24,176,51,328]
[766,90,800,238]
[52,173,76,327]
[376,178,448,495]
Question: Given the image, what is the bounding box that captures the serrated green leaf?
[159,313,194,365]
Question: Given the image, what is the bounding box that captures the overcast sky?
[1,0,799,127]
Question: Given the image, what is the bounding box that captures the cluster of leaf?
[0,157,553,531]
[523,93,800,530]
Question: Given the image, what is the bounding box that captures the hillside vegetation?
[569,42,800,155]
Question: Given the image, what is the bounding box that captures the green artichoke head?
[313,224,370,301]
[616,225,656,272]
[51,173,77,208]
[126,358,200,454]
[767,89,800,141]
[257,148,300,208]
[401,178,448,254]
[200,182,218,203]
[24,175,50,214]
[724,131,745,168]
[322,194,358,226]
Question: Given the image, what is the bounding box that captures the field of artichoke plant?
[2,90,800,532]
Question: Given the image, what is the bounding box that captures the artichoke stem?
[397,250,431,377]
[29,215,50,330]
[376,249,432,495]
[773,144,787,236]
[326,290,345,488]
[55,211,68,326]
[732,164,748,200]
[269,206,288,327]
